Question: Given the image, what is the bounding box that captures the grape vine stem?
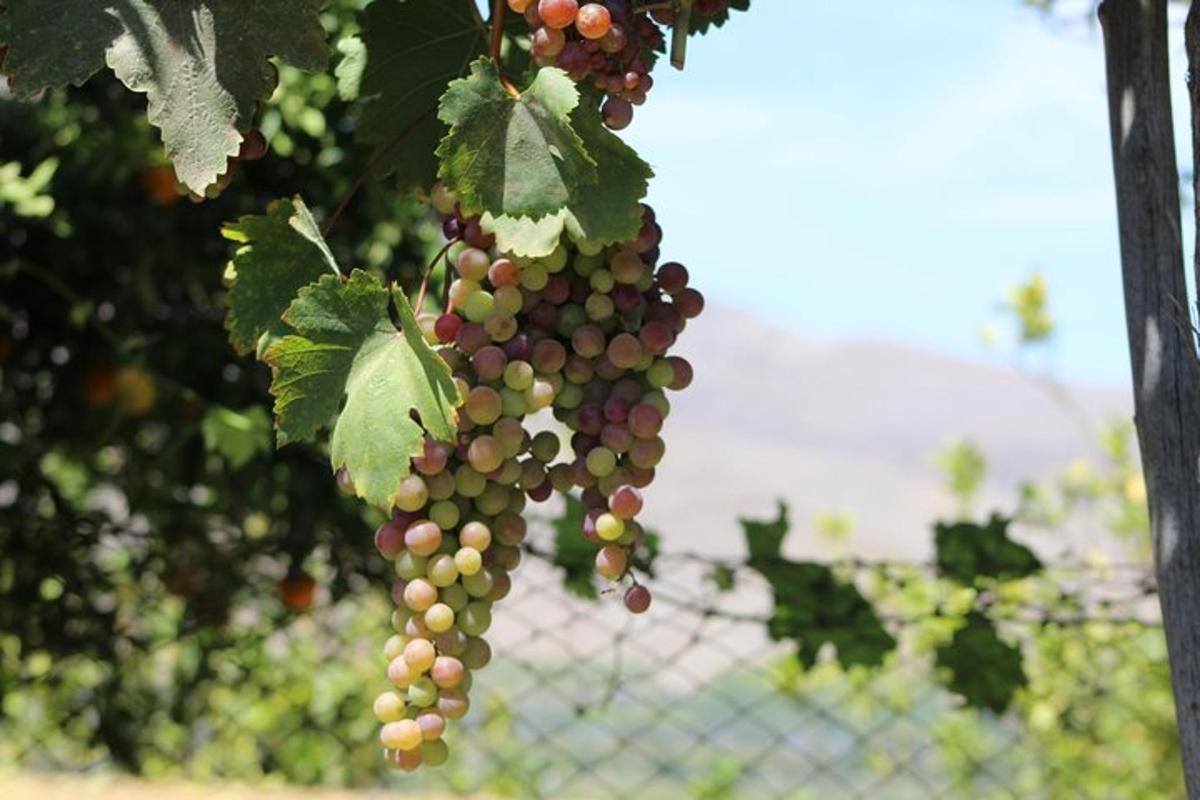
[415,237,462,315]
[322,108,435,239]
[490,0,520,97]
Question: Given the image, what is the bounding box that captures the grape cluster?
[508,0,733,130]
[509,0,663,130]
[369,182,701,771]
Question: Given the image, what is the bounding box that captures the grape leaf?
[437,58,596,221]
[742,503,895,669]
[352,0,487,192]
[222,196,339,358]
[483,98,653,258]
[201,406,272,469]
[0,0,329,193]
[264,270,461,511]
[934,514,1042,586]
[935,612,1026,713]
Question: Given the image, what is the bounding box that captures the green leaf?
[551,494,600,600]
[222,196,340,358]
[935,611,1026,713]
[201,406,272,469]
[1,0,329,193]
[264,270,461,511]
[484,98,653,258]
[437,59,596,221]
[354,0,487,192]
[742,504,895,669]
[934,513,1042,586]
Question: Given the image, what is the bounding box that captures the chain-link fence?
[0,546,1180,799]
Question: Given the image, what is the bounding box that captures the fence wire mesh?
[0,544,1180,800]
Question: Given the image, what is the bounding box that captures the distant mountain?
[637,305,1132,560]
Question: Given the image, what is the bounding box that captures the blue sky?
[620,0,1196,386]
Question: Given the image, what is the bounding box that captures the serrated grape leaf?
[935,612,1026,713]
[741,503,895,669]
[353,0,487,192]
[934,513,1042,586]
[222,196,339,358]
[552,493,600,600]
[0,0,328,193]
[437,58,596,221]
[484,98,653,258]
[690,0,751,35]
[201,406,272,469]
[264,270,461,511]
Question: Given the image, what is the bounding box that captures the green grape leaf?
[353,0,487,192]
[0,1,120,95]
[552,493,600,600]
[0,0,328,193]
[935,611,1026,713]
[222,196,339,358]
[201,406,272,469]
[934,513,1042,586]
[264,270,461,511]
[484,98,653,258]
[690,0,751,35]
[437,58,596,221]
[742,503,895,669]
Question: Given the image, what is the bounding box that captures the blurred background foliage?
[0,1,1180,797]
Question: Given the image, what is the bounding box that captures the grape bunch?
[368,182,701,771]
[508,0,734,130]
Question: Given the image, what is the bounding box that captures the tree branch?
[1100,0,1200,792]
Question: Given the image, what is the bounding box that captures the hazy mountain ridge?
[640,305,1132,559]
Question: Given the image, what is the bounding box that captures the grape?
[467,435,504,473]
[624,584,652,614]
[408,677,439,707]
[595,545,628,580]
[457,248,491,281]
[602,98,633,130]
[466,387,503,425]
[675,287,705,319]
[393,475,428,512]
[596,512,625,542]
[431,656,465,688]
[405,521,443,557]
[575,3,612,38]
[628,403,663,438]
[437,688,469,720]
[454,546,484,576]
[422,739,450,768]
[508,0,534,11]
[538,0,579,29]
[453,522,489,552]
[374,691,407,723]
[375,520,405,559]
[461,637,492,670]
[403,638,437,673]
[459,601,493,636]
[389,747,423,771]
[489,257,520,286]
[609,485,643,519]
[533,25,567,58]
[427,554,459,587]
[388,656,413,688]
[239,129,268,161]
[404,579,439,613]
[416,708,447,740]
[381,719,423,751]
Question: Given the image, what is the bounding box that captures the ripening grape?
[624,584,652,613]
[575,3,612,39]
[538,0,579,29]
